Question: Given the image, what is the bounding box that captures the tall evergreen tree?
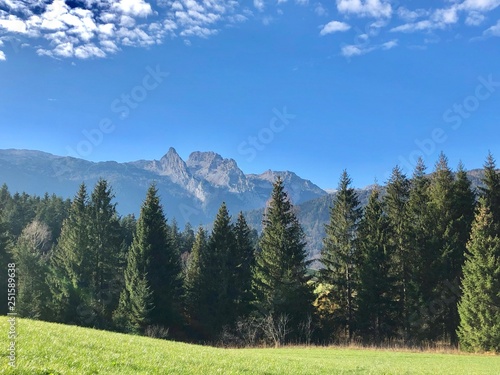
[232,212,255,319]
[384,166,411,339]
[427,154,457,340]
[199,202,237,338]
[457,200,500,352]
[87,179,123,327]
[183,226,207,334]
[356,188,396,343]
[480,152,500,231]
[447,162,476,344]
[48,183,90,324]
[115,184,183,334]
[252,177,313,342]
[406,158,435,340]
[320,170,362,340]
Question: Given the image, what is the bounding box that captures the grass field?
[0,317,499,374]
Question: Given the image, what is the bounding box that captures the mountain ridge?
[0,148,326,227]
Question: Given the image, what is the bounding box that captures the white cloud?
[397,7,429,21]
[336,0,392,18]
[391,5,460,33]
[0,0,248,59]
[0,15,28,33]
[433,7,459,25]
[381,39,397,49]
[341,44,368,57]
[484,19,500,35]
[392,1,500,34]
[341,38,397,57]
[180,25,218,38]
[100,39,119,53]
[74,43,106,58]
[0,50,5,60]
[112,0,153,18]
[53,42,74,57]
[460,0,500,12]
[465,11,485,25]
[320,20,351,35]
[254,0,265,12]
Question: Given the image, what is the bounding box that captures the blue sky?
[0,0,499,190]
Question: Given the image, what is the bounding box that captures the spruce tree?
[384,166,411,338]
[406,158,434,340]
[232,212,255,319]
[320,170,361,340]
[200,202,237,338]
[356,188,396,343]
[447,162,476,343]
[252,177,313,342]
[48,183,90,324]
[480,152,500,231]
[87,179,123,328]
[115,184,183,334]
[457,200,500,352]
[183,226,207,334]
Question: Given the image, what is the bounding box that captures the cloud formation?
[336,0,392,18]
[0,0,247,59]
[320,20,350,35]
[341,38,397,57]
[484,19,500,35]
[0,0,499,61]
[391,1,500,33]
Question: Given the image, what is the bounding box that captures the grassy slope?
[0,317,499,374]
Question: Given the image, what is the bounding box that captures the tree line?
[0,152,499,352]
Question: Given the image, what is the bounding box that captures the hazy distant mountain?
[0,148,326,227]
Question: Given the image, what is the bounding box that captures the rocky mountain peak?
[154,147,190,183]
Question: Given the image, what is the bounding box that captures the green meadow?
[1,317,498,375]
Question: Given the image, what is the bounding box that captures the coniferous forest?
[1,152,500,352]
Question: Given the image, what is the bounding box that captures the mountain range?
[0,148,488,261]
[0,148,326,228]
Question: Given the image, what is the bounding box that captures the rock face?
[0,148,327,227]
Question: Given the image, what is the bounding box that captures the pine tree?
[183,226,207,333]
[320,170,362,340]
[232,212,255,319]
[48,183,90,324]
[427,153,467,343]
[356,188,396,343]
[447,162,476,344]
[480,152,500,232]
[457,200,500,352]
[115,184,183,334]
[87,179,123,328]
[200,202,237,338]
[252,177,313,342]
[384,166,411,339]
[405,158,434,340]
